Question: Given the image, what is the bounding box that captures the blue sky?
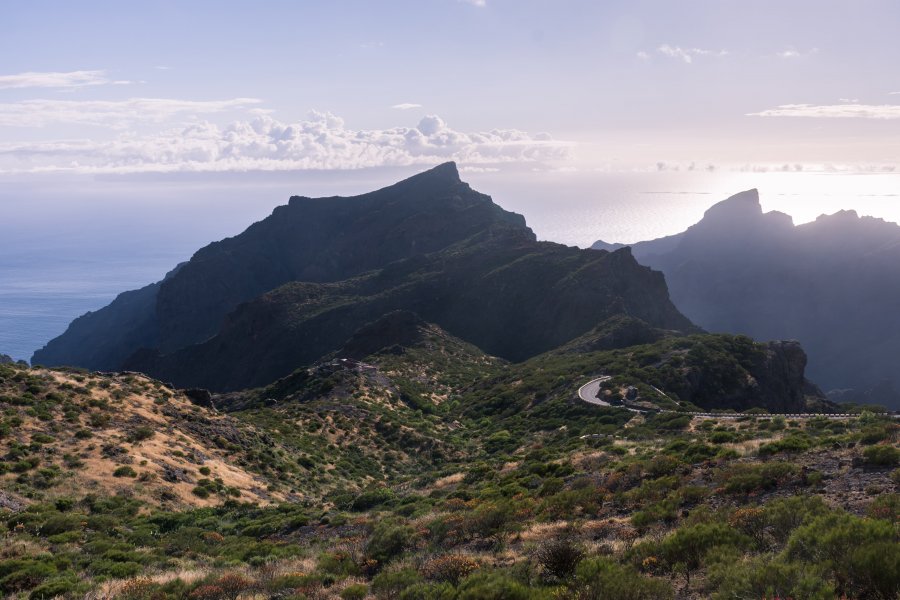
[2,0,899,175]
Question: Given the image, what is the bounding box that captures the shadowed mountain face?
[36,163,696,391]
[592,190,900,406]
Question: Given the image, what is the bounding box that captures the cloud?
[777,48,818,59]
[391,103,422,110]
[636,51,650,60]
[458,0,487,6]
[657,44,727,64]
[748,103,900,119]
[0,111,569,174]
[0,70,132,89]
[0,97,263,128]
[890,91,900,95]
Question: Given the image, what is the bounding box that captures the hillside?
[36,163,696,392]
[0,361,285,510]
[592,190,900,407]
[2,333,898,600]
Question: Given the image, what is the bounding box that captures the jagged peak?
[816,208,860,222]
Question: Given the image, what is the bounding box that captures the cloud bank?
[0,97,263,128]
[0,70,131,89]
[749,103,900,119]
[0,112,568,174]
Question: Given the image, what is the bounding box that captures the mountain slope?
[34,162,528,368]
[124,230,695,390]
[0,362,288,509]
[37,163,696,391]
[592,190,900,406]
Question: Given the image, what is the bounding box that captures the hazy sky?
[2,0,900,176]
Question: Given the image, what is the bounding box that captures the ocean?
[2,169,898,363]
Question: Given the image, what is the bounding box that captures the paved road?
[576,376,897,420]
[577,376,612,406]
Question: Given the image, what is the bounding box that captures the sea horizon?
[2,168,898,363]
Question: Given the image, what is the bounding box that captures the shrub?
[786,512,898,597]
[534,535,585,581]
[574,558,673,600]
[366,521,416,567]
[216,572,254,600]
[371,568,422,600]
[27,575,86,600]
[340,583,369,600]
[659,523,749,580]
[707,554,834,600]
[351,487,395,511]
[421,554,480,585]
[113,465,137,478]
[862,444,900,466]
[0,559,56,594]
[456,572,534,600]
[399,582,456,600]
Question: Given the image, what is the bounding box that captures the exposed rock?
[182,388,214,408]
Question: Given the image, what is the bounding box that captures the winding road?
[576,376,897,420]
[577,376,612,407]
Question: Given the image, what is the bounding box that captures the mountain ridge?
[35,163,697,391]
[591,189,900,406]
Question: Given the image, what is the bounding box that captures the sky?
[2,0,900,177]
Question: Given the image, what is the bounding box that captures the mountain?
[33,162,522,369]
[36,163,696,391]
[591,189,900,407]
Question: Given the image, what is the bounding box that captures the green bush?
[862,444,900,466]
[340,583,368,599]
[351,487,395,511]
[456,571,535,600]
[708,554,834,600]
[574,558,673,600]
[366,521,416,567]
[371,568,422,599]
[113,465,137,478]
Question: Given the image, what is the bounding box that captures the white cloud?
[0,97,263,128]
[777,48,818,59]
[748,103,900,119]
[0,70,133,90]
[636,51,650,60]
[657,44,727,64]
[0,111,569,174]
[459,0,486,6]
[391,103,422,110]
[890,91,900,95]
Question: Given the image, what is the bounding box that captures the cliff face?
[37,163,696,391]
[681,340,814,413]
[125,229,696,391]
[653,336,821,413]
[592,190,900,407]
